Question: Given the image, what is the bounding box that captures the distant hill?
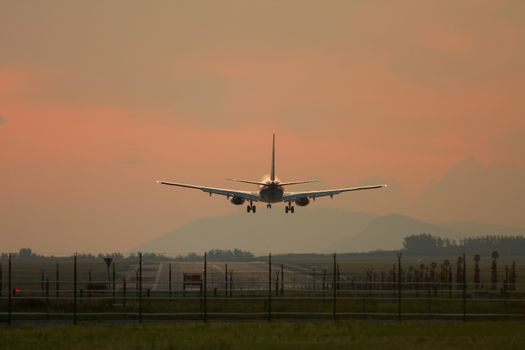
[136,208,525,256]
[137,208,376,255]
[331,214,462,252]
[437,221,525,237]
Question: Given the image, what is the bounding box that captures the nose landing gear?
[266,204,272,209]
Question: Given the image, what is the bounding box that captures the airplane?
[157,134,387,213]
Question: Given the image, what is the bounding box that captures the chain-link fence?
[1,253,524,323]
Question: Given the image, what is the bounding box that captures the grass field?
[1,321,525,350]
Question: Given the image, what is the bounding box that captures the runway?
[123,260,318,292]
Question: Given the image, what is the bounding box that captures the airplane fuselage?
[258,183,284,203]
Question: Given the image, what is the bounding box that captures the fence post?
[45,278,49,319]
[73,254,77,325]
[397,252,402,323]
[322,269,327,297]
[41,270,45,297]
[45,278,49,300]
[88,269,92,298]
[333,253,337,320]
[280,263,284,296]
[123,278,127,309]
[135,270,139,298]
[462,252,467,322]
[139,252,142,323]
[8,253,11,325]
[168,263,172,299]
[229,271,233,297]
[392,263,396,298]
[224,264,228,298]
[112,262,116,300]
[56,263,59,298]
[268,253,272,322]
[203,252,207,322]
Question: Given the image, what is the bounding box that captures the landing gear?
[266,204,272,209]
[246,202,256,213]
[285,204,295,214]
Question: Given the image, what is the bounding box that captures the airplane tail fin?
[271,133,275,182]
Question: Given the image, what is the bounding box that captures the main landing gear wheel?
[285,205,295,214]
[246,204,256,213]
[267,204,272,209]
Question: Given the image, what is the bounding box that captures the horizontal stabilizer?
[225,178,268,186]
[279,179,319,186]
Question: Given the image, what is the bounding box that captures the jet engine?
[230,196,246,205]
[294,197,310,206]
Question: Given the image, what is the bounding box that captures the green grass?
[3,295,524,322]
[1,321,525,350]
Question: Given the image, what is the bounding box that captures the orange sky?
[1,1,524,254]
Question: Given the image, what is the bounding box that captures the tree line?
[0,248,255,261]
[175,249,254,261]
[403,234,525,255]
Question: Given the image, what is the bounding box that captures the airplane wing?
[157,181,260,201]
[282,184,387,202]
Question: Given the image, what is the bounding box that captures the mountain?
[331,214,463,252]
[437,221,525,237]
[137,207,377,255]
[136,208,525,256]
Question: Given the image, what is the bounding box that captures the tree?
[402,234,442,254]
[18,248,33,257]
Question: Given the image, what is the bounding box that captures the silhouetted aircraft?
[157,134,386,213]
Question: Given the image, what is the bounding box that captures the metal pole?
[0,264,2,298]
[323,269,327,297]
[56,263,59,298]
[88,269,92,299]
[225,263,228,298]
[106,264,110,295]
[281,263,284,296]
[168,263,172,299]
[268,253,272,322]
[203,252,207,322]
[462,252,467,322]
[392,263,396,297]
[73,254,77,325]
[123,278,127,309]
[229,271,233,297]
[45,278,49,319]
[397,252,402,323]
[8,254,11,325]
[139,252,142,323]
[41,270,45,297]
[112,262,116,299]
[135,270,139,298]
[333,253,337,320]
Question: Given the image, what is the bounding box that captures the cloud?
[0,115,6,125]
[412,158,525,227]
[121,158,144,165]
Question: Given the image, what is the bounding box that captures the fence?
[1,252,524,324]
